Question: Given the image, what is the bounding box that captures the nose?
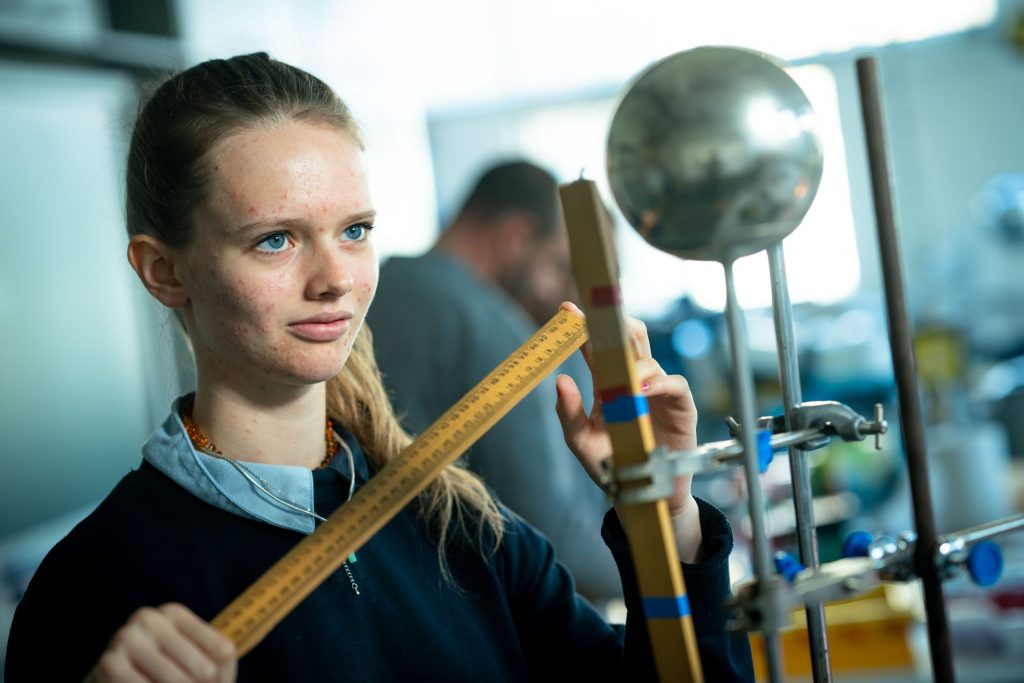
[305,242,354,300]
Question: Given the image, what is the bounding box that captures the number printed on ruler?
[213,309,588,655]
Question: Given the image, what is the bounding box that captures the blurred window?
[431,64,857,317]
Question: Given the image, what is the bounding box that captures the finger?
[162,604,235,667]
[565,300,650,384]
[566,337,600,409]
[91,651,148,683]
[638,370,693,401]
[554,374,589,453]
[131,650,191,683]
[117,623,192,683]
[625,317,652,360]
[120,606,196,679]
[219,658,238,683]
[555,301,593,376]
[156,629,221,682]
[558,300,585,318]
[633,357,667,384]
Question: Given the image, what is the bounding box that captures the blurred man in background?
[368,160,621,604]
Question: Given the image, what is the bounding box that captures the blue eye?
[257,232,289,253]
[343,223,373,242]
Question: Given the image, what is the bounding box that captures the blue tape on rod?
[642,595,691,619]
[600,394,649,424]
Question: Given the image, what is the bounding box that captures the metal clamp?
[729,574,796,633]
[732,546,915,631]
[607,404,884,507]
[845,526,1007,588]
[867,531,918,582]
[730,557,883,633]
[730,401,888,450]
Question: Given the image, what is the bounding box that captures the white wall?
[0,62,185,539]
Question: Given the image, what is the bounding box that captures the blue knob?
[965,541,1003,587]
[757,429,773,473]
[774,551,804,582]
[842,530,874,558]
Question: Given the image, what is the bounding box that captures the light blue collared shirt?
[142,396,369,535]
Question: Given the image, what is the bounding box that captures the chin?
[264,336,354,384]
[279,368,345,386]
[273,355,349,386]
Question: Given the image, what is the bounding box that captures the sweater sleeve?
[493,506,627,681]
[5,532,134,682]
[600,497,756,682]
[495,497,753,682]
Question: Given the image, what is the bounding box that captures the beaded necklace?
[179,402,360,595]
[180,405,339,469]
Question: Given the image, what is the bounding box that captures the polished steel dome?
[607,46,824,262]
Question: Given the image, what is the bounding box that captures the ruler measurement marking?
[212,311,587,655]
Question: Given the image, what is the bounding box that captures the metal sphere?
[607,46,824,262]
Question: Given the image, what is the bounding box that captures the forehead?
[203,121,369,219]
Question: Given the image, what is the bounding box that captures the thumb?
[555,374,589,452]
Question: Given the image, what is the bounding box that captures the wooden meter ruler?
[212,309,587,656]
[559,179,704,682]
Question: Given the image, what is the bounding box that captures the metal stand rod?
[768,243,832,683]
[944,513,1024,547]
[857,55,955,683]
[723,259,784,683]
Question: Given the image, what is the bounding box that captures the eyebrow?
[234,210,377,234]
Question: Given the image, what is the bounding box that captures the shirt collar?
[142,395,369,534]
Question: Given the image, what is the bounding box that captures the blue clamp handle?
[965,541,1003,587]
[774,551,805,582]
[757,429,773,473]
[842,530,874,558]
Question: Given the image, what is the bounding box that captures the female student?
[5,52,753,682]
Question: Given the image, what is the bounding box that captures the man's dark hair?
[456,161,560,237]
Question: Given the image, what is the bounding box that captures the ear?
[127,234,190,308]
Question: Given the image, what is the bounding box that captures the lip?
[289,311,352,342]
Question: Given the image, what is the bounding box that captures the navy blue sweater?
[7,458,753,681]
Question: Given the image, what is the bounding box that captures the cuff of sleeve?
[601,497,736,630]
[601,497,733,569]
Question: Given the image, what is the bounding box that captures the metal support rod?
[767,243,832,683]
[723,259,784,683]
[944,513,1024,547]
[857,55,955,683]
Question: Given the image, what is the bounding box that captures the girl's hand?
[554,301,704,562]
[86,603,236,683]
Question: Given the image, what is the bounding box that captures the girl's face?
[179,120,378,390]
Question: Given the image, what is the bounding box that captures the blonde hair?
[127,52,505,569]
[327,326,504,572]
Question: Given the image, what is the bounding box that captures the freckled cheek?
[255,289,289,325]
[355,267,378,301]
[221,279,283,330]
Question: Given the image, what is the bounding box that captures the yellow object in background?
[914,325,966,386]
[748,587,915,680]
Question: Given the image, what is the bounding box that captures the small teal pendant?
[348,552,357,563]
